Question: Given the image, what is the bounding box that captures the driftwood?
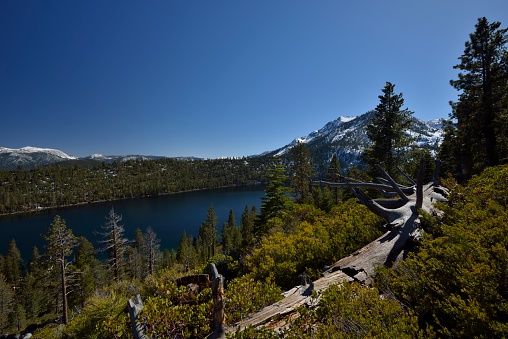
[227,159,448,333]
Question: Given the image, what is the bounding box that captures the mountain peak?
[267,111,444,173]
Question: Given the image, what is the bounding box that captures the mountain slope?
[0,146,78,170]
[263,110,444,173]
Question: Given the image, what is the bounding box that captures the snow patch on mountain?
[339,116,357,123]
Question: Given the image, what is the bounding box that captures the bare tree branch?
[374,164,409,202]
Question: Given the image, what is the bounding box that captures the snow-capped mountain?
[0,146,78,170]
[264,110,444,172]
[0,147,198,170]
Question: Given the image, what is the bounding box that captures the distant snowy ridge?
[0,146,77,159]
[0,147,196,170]
[0,146,78,170]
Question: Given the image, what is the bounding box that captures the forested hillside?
[0,157,269,214]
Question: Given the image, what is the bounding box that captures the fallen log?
[226,159,448,333]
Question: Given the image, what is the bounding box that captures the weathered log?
[208,263,226,339]
[128,294,149,339]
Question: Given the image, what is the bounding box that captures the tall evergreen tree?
[258,157,291,235]
[290,141,314,203]
[364,82,413,177]
[0,273,13,332]
[221,209,241,257]
[438,119,462,177]
[129,228,147,279]
[198,204,219,262]
[176,230,197,269]
[43,215,77,324]
[444,17,508,178]
[240,205,255,249]
[20,246,47,322]
[10,303,26,332]
[4,239,23,286]
[73,237,98,308]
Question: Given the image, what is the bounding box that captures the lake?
[0,186,265,261]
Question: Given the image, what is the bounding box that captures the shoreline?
[0,182,265,218]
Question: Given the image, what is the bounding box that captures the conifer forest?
[1,17,508,338]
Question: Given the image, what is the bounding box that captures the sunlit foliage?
[376,165,508,337]
[246,200,384,288]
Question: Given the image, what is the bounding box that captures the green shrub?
[140,281,213,339]
[229,283,432,338]
[225,275,283,323]
[246,200,384,288]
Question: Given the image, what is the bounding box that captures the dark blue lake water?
[0,186,265,261]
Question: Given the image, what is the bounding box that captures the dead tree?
[313,158,447,284]
[98,207,130,281]
[227,159,448,333]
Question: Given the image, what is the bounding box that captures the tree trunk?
[60,257,68,324]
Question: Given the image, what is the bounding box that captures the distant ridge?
[0,147,204,170]
[0,111,443,171]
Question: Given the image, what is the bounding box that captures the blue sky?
[1,1,507,158]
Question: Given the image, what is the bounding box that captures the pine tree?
[290,141,314,203]
[364,82,413,178]
[161,248,176,269]
[438,119,462,178]
[176,231,197,269]
[43,215,77,324]
[10,303,26,332]
[0,273,13,331]
[20,246,46,322]
[445,17,508,178]
[129,228,147,279]
[221,209,241,257]
[240,205,255,249]
[198,204,219,262]
[4,239,23,286]
[73,237,97,308]
[258,157,291,234]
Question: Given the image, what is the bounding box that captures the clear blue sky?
[1,1,507,158]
